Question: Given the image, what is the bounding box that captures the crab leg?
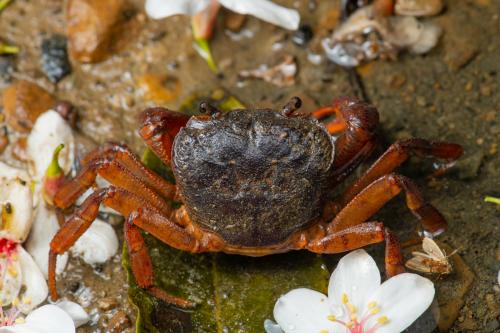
[49,186,196,300]
[306,223,404,277]
[330,173,447,235]
[138,107,190,166]
[310,105,347,134]
[54,142,176,209]
[340,138,463,204]
[315,97,380,184]
[124,213,194,308]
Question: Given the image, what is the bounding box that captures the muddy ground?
[0,0,499,332]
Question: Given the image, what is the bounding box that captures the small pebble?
[41,34,71,83]
[97,297,118,311]
[106,311,131,333]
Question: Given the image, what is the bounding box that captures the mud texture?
[0,0,498,332]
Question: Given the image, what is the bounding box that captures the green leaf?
[0,0,12,13]
[124,92,330,332]
[193,38,218,73]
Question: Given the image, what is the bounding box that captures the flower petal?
[364,273,435,333]
[56,301,90,328]
[70,219,118,265]
[25,203,68,278]
[27,110,75,180]
[145,0,210,19]
[0,162,30,182]
[7,304,75,333]
[273,288,343,333]
[0,248,22,306]
[264,319,284,333]
[17,247,48,314]
[218,0,300,30]
[0,178,33,242]
[328,249,381,314]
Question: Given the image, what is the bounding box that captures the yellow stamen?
[15,317,25,324]
[11,298,19,307]
[342,293,349,304]
[377,316,389,325]
[319,330,329,333]
[327,315,336,321]
[370,308,380,315]
[346,321,354,328]
[367,301,377,309]
[22,296,32,305]
[351,314,357,321]
[7,264,17,277]
[348,303,357,314]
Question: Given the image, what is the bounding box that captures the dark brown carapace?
[48,97,463,307]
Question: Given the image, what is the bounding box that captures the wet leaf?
[124,92,331,332]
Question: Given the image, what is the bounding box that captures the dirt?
[0,0,499,332]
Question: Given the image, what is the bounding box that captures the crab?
[48,97,463,307]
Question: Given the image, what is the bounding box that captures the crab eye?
[199,101,220,117]
[282,96,302,117]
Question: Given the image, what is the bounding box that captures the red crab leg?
[55,158,172,215]
[305,223,404,277]
[49,186,196,300]
[330,173,447,235]
[311,105,347,134]
[124,213,194,308]
[54,143,176,209]
[340,138,463,205]
[138,107,190,166]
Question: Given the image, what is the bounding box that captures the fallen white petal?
[219,0,300,30]
[25,203,68,278]
[264,319,284,333]
[71,219,118,265]
[17,247,48,314]
[0,178,33,242]
[27,110,75,180]
[0,162,30,182]
[0,249,22,306]
[56,301,90,328]
[328,249,381,314]
[273,288,342,333]
[0,304,75,333]
[364,273,435,333]
[145,0,210,19]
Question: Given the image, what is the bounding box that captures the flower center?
[322,294,389,333]
[0,239,17,257]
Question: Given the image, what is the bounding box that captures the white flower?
[145,0,300,30]
[27,110,75,181]
[0,303,87,333]
[0,167,47,314]
[268,250,435,333]
[25,202,68,278]
[71,219,119,265]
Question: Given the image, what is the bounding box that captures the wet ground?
[0,0,499,332]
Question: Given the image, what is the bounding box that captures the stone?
[2,80,55,132]
[67,0,126,63]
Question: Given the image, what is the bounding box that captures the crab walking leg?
[54,158,172,215]
[124,213,194,308]
[49,186,196,300]
[330,173,447,235]
[54,143,176,209]
[340,138,463,204]
[305,223,404,277]
[138,107,190,166]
